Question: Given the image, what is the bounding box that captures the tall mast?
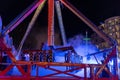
[55,1,67,45]
[48,0,55,46]
[17,0,46,58]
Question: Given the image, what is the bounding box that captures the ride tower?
[0,0,119,80]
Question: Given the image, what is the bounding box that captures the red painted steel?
[48,0,54,46]
[0,46,118,80]
[60,0,112,45]
[0,0,118,80]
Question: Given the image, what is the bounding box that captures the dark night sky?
[0,0,120,46]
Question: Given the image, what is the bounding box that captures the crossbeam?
[2,0,42,35]
[60,0,113,45]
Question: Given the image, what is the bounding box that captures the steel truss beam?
[0,47,118,80]
[48,0,55,46]
[0,39,27,77]
[17,0,46,57]
[0,0,118,80]
[2,0,43,35]
[60,0,112,45]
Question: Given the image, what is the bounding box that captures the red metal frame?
[0,0,118,80]
[2,0,43,35]
[0,42,118,80]
[0,38,27,76]
[48,0,54,46]
[59,0,112,45]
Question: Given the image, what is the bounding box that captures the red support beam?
[2,0,43,35]
[42,67,81,79]
[26,64,31,79]
[16,65,26,76]
[90,65,95,80]
[96,47,116,77]
[0,38,16,62]
[0,38,27,76]
[0,0,118,79]
[0,65,14,76]
[60,0,112,45]
[48,0,54,46]
[36,62,88,67]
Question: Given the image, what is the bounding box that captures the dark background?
[0,0,120,47]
